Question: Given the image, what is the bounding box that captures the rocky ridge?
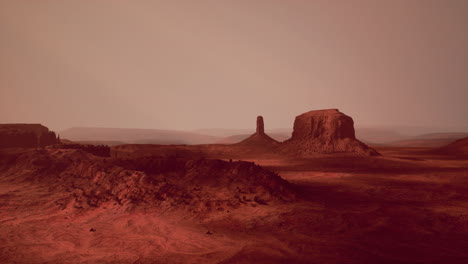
[0,148,295,213]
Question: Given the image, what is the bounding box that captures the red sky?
[1,0,467,132]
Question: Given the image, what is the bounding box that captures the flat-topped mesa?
[238,116,278,146]
[282,109,379,156]
[0,124,58,148]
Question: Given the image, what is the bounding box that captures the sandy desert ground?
[1,143,468,264]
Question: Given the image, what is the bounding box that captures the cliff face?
[256,116,265,134]
[0,124,57,148]
[291,109,356,141]
[282,109,379,156]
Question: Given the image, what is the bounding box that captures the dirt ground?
[1,145,468,263]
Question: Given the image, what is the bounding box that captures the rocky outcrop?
[237,116,279,146]
[0,149,295,212]
[0,124,58,148]
[282,109,379,156]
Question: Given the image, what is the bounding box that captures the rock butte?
[237,116,279,146]
[282,109,379,156]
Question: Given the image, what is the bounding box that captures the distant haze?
[1,1,467,132]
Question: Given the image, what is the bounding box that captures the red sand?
[1,143,468,263]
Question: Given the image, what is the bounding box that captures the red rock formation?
[291,109,355,140]
[238,116,279,146]
[0,124,58,148]
[256,116,265,134]
[282,109,379,156]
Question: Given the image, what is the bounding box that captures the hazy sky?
[1,0,467,132]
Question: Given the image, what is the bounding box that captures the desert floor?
[1,146,468,264]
